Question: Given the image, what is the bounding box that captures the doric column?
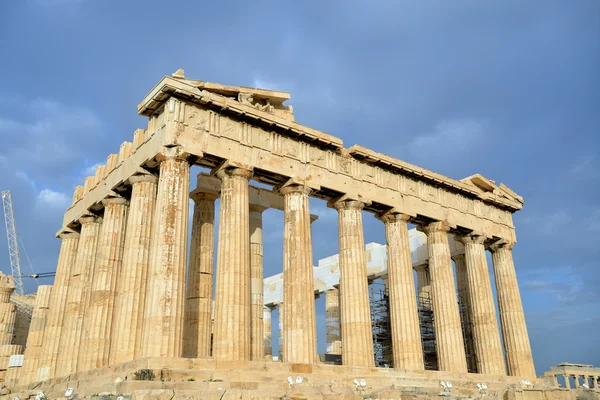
[110,174,158,364]
[56,215,101,377]
[325,288,341,355]
[564,374,571,389]
[460,235,506,375]
[574,375,580,388]
[183,190,218,358]
[490,242,536,377]
[36,231,79,380]
[80,197,129,371]
[278,304,284,360]
[213,167,253,361]
[414,263,430,298]
[20,285,52,384]
[379,213,424,370]
[333,200,374,367]
[0,286,15,346]
[282,184,318,364]
[452,253,477,373]
[263,306,272,358]
[141,152,191,358]
[422,221,467,373]
[250,203,267,361]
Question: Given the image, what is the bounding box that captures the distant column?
[111,174,158,364]
[36,231,79,380]
[452,253,477,373]
[460,235,506,375]
[422,221,467,373]
[80,197,129,371]
[141,152,191,358]
[56,215,101,376]
[564,374,571,389]
[183,190,218,358]
[278,304,284,361]
[574,375,580,388]
[333,200,374,367]
[414,263,430,297]
[490,242,536,377]
[250,203,267,361]
[20,285,52,384]
[213,168,253,361]
[282,185,318,364]
[263,306,272,358]
[325,288,341,355]
[379,213,423,370]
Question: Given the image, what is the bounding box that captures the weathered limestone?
[80,197,129,371]
[0,276,16,346]
[423,221,468,373]
[183,189,218,358]
[414,263,430,298]
[460,235,506,376]
[453,253,477,372]
[491,242,536,377]
[333,200,374,367]
[111,174,158,364]
[213,167,253,361]
[263,306,272,358]
[250,203,267,361]
[379,213,423,370]
[36,232,79,380]
[281,184,318,364]
[20,285,52,383]
[141,152,191,358]
[56,215,101,376]
[325,288,341,355]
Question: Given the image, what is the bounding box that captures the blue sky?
[0,1,598,375]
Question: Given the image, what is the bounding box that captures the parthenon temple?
[2,70,595,399]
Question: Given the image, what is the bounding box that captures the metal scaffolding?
[370,282,393,367]
[418,291,438,370]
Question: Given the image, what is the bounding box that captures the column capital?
[129,174,158,185]
[249,203,268,214]
[451,253,466,263]
[58,231,80,240]
[216,167,253,180]
[190,189,219,203]
[489,240,515,252]
[331,199,365,211]
[78,214,101,225]
[280,184,312,196]
[101,197,129,207]
[413,262,428,273]
[459,234,486,246]
[376,212,411,224]
[156,146,197,163]
[421,220,450,234]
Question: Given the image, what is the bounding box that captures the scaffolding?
[370,282,393,367]
[418,291,438,370]
[457,290,478,373]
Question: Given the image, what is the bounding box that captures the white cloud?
[36,189,70,210]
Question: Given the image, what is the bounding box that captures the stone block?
[292,363,313,374]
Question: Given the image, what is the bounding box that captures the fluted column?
[491,242,536,377]
[379,213,424,370]
[0,286,15,346]
[36,232,79,380]
[56,215,101,376]
[452,253,477,373]
[183,190,218,358]
[110,174,158,364]
[460,235,506,375]
[333,200,374,367]
[20,285,52,384]
[79,197,129,371]
[250,203,267,360]
[263,306,272,358]
[325,288,341,355]
[414,263,430,297]
[278,304,284,360]
[282,185,317,364]
[141,153,191,358]
[422,221,467,373]
[213,167,253,361]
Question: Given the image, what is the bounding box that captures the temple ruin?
[1,69,597,399]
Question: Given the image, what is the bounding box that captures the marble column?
[183,190,218,358]
[491,242,536,377]
[20,285,52,383]
[452,253,477,373]
[282,185,318,364]
[250,203,267,361]
[213,168,253,361]
[80,197,128,371]
[0,287,15,346]
[278,304,284,361]
[111,174,158,364]
[325,288,341,355]
[333,200,374,367]
[36,232,79,380]
[422,221,467,373]
[263,306,273,358]
[380,213,424,370]
[56,215,101,377]
[141,154,191,358]
[564,374,571,389]
[574,375,581,388]
[461,235,506,375]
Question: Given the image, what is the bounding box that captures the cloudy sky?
[0,1,598,375]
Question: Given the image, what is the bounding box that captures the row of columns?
[558,374,599,389]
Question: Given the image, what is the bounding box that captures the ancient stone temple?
[4,70,596,399]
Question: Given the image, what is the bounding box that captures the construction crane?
[1,190,25,295]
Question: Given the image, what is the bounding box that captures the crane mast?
[1,190,24,295]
